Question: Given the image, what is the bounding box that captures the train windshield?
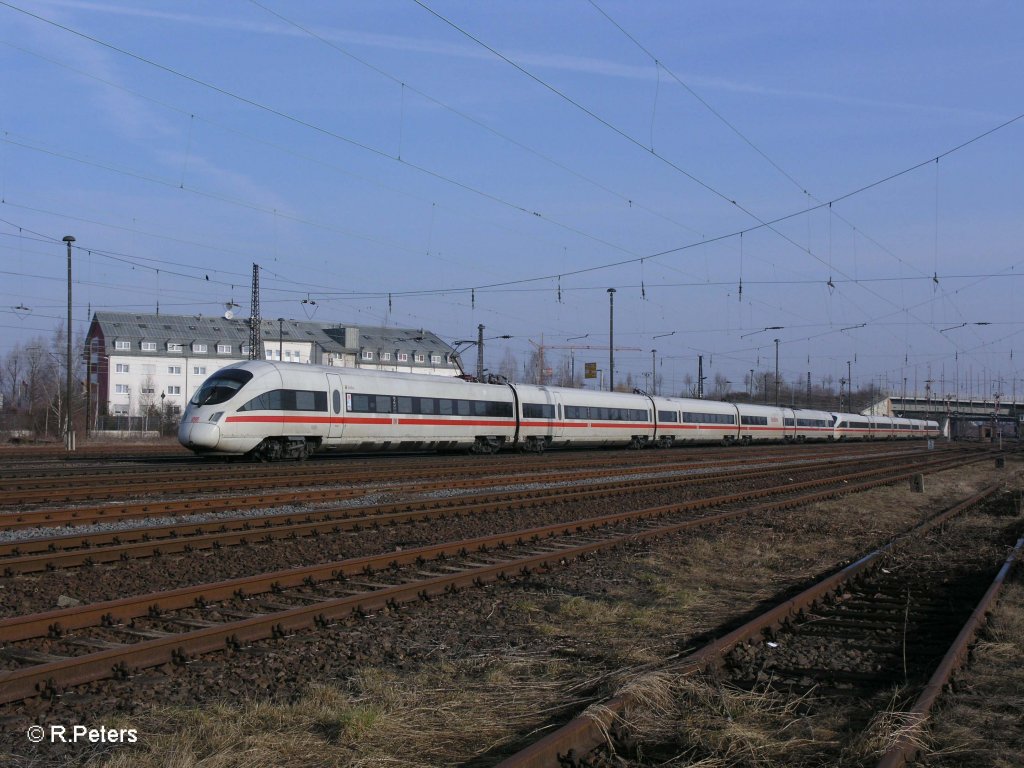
[189,369,254,406]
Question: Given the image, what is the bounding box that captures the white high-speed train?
[178,360,940,460]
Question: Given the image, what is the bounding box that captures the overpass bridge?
[863,395,1020,440]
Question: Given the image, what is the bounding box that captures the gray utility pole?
[697,355,704,399]
[774,338,780,407]
[477,324,484,380]
[63,235,75,451]
[249,263,261,360]
[607,288,616,392]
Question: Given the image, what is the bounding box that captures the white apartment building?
[85,312,460,421]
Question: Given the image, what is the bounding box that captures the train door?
[327,373,345,445]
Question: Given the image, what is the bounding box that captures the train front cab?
[832,413,872,441]
[179,364,267,455]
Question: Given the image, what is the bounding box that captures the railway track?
[0,451,968,574]
[0,452,989,708]
[0,446,948,531]
[0,443,948,505]
[495,484,1023,767]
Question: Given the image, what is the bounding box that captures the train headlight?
[209,411,224,423]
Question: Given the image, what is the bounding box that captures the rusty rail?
[494,482,1003,768]
[874,534,1024,768]
[0,458,975,705]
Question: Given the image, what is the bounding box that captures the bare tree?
[711,372,731,400]
[497,350,518,382]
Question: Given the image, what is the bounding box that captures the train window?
[240,389,327,412]
[796,418,828,427]
[294,391,314,411]
[333,390,341,414]
[473,400,488,417]
[657,410,678,423]
[740,415,768,426]
[784,418,795,426]
[457,400,472,416]
[523,403,555,419]
[417,398,436,415]
[347,393,389,413]
[190,369,254,406]
[439,399,454,416]
[396,396,414,414]
[564,405,586,419]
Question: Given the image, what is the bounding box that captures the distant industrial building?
[84,312,460,421]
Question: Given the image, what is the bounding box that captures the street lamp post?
[607,288,616,392]
[63,235,75,450]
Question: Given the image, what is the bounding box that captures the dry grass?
[917,580,1024,767]
[586,671,827,767]
[89,653,585,768]
[75,460,1022,767]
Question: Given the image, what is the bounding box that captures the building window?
[430,354,442,365]
[414,353,425,363]
[192,343,208,354]
[168,366,182,375]
[241,345,250,356]
[381,352,391,361]
[115,384,130,394]
[167,385,181,395]
[112,405,129,416]
[115,363,130,373]
[397,352,409,362]
[193,366,207,375]
[141,386,155,395]
[361,350,374,361]
[217,343,232,354]
[167,342,183,353]
[115,340,130,350]
[141,341,157,352]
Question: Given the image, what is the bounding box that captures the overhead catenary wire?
[1,2,1021,313]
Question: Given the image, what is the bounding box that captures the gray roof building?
[84,312,460,420]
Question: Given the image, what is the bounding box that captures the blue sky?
[2,1,1023,399]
